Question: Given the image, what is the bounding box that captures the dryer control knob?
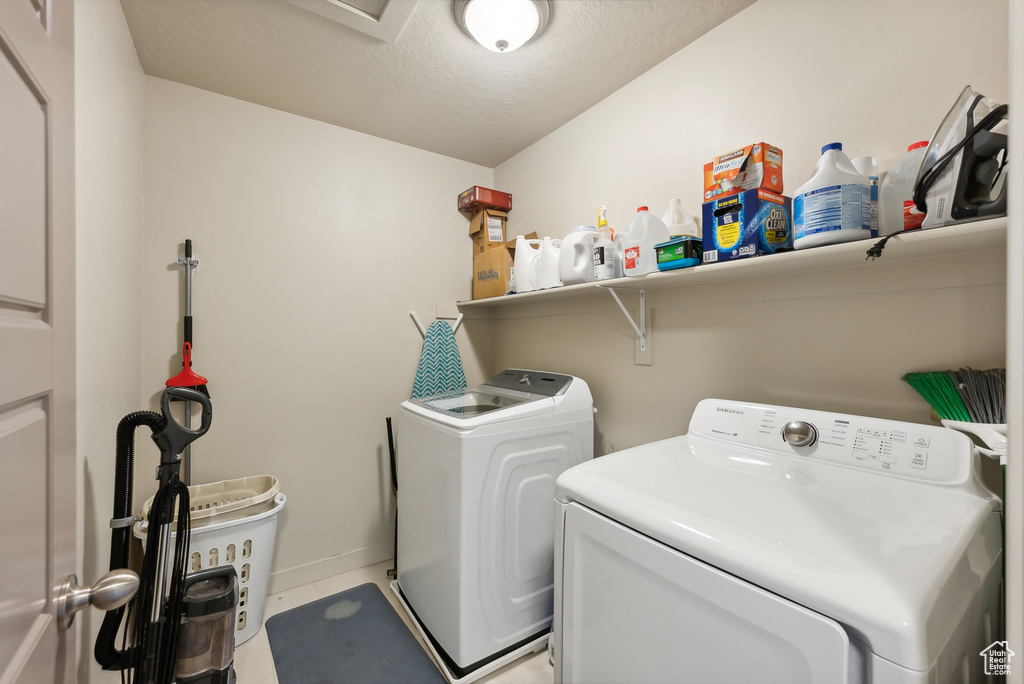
[782,421,817,447]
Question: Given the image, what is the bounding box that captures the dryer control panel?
[688,399,974,486]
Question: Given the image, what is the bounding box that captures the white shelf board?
[458,217,1007,310]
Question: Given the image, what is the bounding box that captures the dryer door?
[557,503,862,684]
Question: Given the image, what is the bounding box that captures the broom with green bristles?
[902,367,1007,461]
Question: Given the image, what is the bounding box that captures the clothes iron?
[913,85,1008,229]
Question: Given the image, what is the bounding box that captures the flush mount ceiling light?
[454,0,551,53]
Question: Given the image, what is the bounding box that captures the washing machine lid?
[555,399,1002,673]
[403,370,591,429]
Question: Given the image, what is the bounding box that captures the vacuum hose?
[95,411,166,671]
[95,387,212,681]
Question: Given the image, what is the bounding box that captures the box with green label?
[701,189,792,264]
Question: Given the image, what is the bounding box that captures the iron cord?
[864,229,906,260]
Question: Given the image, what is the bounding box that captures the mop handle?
[178,239,198,347]
[183,239,194,323]
[178,239,200,485]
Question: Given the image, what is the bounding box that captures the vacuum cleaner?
[94,385,236,684]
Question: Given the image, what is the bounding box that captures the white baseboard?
[266,541,393,595]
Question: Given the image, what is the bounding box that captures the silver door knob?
[781,421,818,448]
[56,569,139,630]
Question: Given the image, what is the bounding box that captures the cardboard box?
[472,248,513,300]
[701,189,792,264]
[469,209,507,255]
[703,143,783,202]
[472,232,536,300]
[459,185,513,213]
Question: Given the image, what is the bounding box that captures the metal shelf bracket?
[600,286,650,364]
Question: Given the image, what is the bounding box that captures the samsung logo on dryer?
[716,407,744,415]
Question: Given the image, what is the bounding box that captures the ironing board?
[411,319,466,399]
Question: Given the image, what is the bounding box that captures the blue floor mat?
[266,582,444,684]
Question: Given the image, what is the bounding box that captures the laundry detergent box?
[703,142,784,202]
[701,188,792,264]
[473,231,537,299]
[469,208,508,255]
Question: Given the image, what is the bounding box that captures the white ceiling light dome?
[454,0,551,53]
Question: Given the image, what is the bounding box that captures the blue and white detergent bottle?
[793,143,873,249]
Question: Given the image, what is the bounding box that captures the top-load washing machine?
[554,398,1003,684]
[394,369,594,683]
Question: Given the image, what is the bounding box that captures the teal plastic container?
[654,236,702,270]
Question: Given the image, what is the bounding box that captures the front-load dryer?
[554,399,1002,684]
[394,369,594,683]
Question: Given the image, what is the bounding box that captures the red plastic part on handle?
[166,342,208,387]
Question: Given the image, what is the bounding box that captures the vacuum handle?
[153,387,212,463]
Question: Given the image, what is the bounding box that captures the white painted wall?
[498,0,1009,237]
[139,79,493,592]
[492,0,1009,459]
[74,1,146,682]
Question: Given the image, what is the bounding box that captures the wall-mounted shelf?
[457,218,1007,312]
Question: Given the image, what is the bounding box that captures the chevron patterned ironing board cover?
[411,319,466,399]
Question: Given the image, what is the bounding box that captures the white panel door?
[558,502,857,684]
[0,0,76,682]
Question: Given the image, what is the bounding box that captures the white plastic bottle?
[660,198,700,238]
[592,206,617,280]
[559,225,598,285]
[535,237,563,290]
[879,141,929,235]
[793,143,873,250]
[851,156,879,238]
[617,206,671,276]
[513,236,542,293]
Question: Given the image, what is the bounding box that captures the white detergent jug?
[559,225,599,285]
[617,206,670,276]
[513,236,542,293]
[793,142,873,250]
[661,199,700,238]
[879,141,929,234]
[536,237,563,290]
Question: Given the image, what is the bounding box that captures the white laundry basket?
[133,475,285,646]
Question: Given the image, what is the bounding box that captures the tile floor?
[233,560,554,684]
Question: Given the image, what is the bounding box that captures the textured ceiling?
[118,0,755,167]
